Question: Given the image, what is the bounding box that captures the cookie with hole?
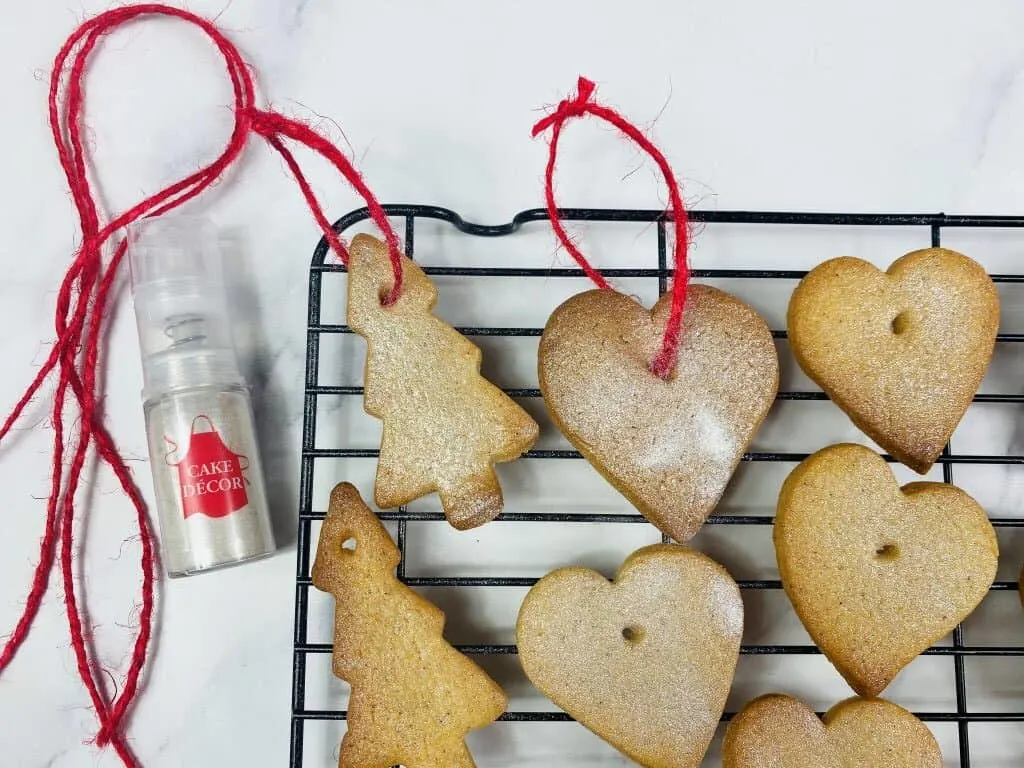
[516,543,743,768]
[312,482,506,768]
[539,285,778,542]
[775,443,997,697]
[347,234,539,530]
[787,248,998,474]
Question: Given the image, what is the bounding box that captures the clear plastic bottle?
[129,217,275,577]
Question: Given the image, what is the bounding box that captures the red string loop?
[532,76,691,379]
[0,5,404,764]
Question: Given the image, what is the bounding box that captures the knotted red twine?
[532,76,691,379]
[0,5,404,765]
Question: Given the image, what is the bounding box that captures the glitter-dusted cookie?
[775,443,997,697]
[312,482,507,768]
[539,286,778,541]
[788,248,999,473]
[723,694,941,768]
[516,543,743,768]
[347,234,539,529]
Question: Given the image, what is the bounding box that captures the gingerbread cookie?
[775,443,997,696]
[347,234,539,529]
[539,286,778,541]
[788,248,999,473]
[312,482,507,768]
[723,694,941,767]
[516,543,743,767]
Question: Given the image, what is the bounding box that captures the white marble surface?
[2,1,1024,766]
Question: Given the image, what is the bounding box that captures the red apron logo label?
[165,416,249,519]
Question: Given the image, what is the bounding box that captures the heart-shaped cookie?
[539,286,778,541]
[723,694,941,767]
[788,248,999,473]
[775,443,997,697]
[516,543,743,768]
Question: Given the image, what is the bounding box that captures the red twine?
[0,4,404,765]
[532,76,691,379]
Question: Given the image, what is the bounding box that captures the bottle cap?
[129,216,243,398]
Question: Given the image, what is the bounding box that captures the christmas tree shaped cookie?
[347,234,539,529]
[312,482,507,768]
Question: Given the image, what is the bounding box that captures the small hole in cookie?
[378,285,401,307]
[622,625,644,644]
[891,312,910,335]
[875,543,899,561]
[341,537,357,552]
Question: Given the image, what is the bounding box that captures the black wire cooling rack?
[290,205,1024,768]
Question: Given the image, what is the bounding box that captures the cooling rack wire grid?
[291,205,1024,767]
